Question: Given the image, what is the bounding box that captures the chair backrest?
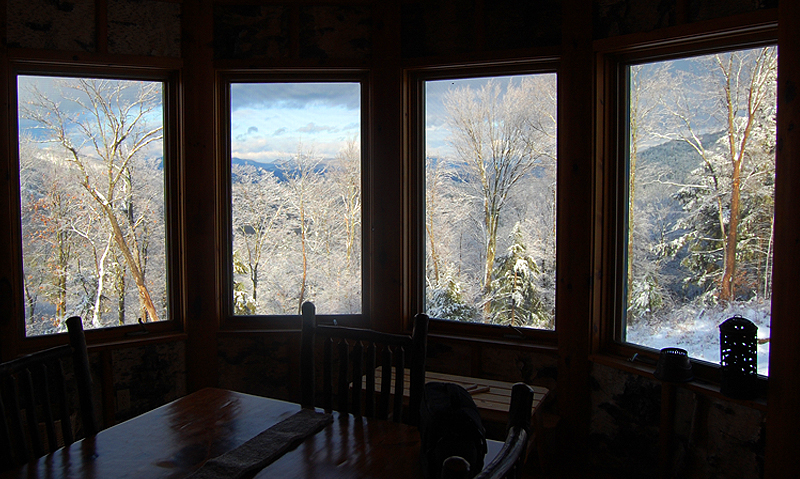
[441,383,534,479]
[300,301,429,426]
[0,316,97,470]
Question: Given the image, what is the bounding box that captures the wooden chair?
[300,301,429,425]
[0,316,97,470]
[441,383,535,479]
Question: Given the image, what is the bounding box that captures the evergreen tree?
[426,266,477,322]
[232,251,256,315]
[488,223,551,328]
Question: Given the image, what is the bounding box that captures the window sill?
[590,353,767,412]
[217,329,301,338]
[428,331,558,355]
[220,314,369,332]
[17,325,186,355]
[86,332,188,353]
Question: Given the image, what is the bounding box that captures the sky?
[17,75,165,160]
[229,75,554,164]
[425,76,493,155]
[230,82,361,163]
[424,74,556,157]
[16,74,550,167]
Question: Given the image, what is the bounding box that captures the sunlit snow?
[626,300,771,376]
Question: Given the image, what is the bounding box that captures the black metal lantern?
[653,347,693,382]
[719,315,758,399]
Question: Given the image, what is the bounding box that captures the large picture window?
[228,81,362,316]
[622,46,777,375]
[17,74,168,336]
[423,72,557,330]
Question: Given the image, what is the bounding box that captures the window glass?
[624,46,777,375]
[229,82,362,315]
[17,75,167,336]
[424,73,557,329]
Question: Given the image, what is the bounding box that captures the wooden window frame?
[3,56,185,355]
[217,69,371,332]
[406,58,560,346]
[593,13,778,387]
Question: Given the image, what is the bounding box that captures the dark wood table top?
[2,387,501,478]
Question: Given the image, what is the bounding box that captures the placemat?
[188,408,333,479]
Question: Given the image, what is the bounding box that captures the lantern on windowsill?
[719,315,758,399]
[653,347,693,382]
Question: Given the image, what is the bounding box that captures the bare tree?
[442,75,556,313]
[23,172,76,322]
[68,199,114,328]
[21,78,164,322]
[282,144,329,313]
[627,62,670,314]
[329,138,361,268]
[425,157,448,285]
[661,47,777,302]
[425,154,477,316]
[231,164,285,311]
[713,47,777,301]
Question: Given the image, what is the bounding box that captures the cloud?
[229,83,362,162]
[426,116,447,128]
[232,130,361,162]
[297,122,335,134]
[234,125,261,142]
[230,83,360,112]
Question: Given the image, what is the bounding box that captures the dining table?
[2,387,503,478]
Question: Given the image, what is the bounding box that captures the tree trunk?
[483,207,499,315]
[100,200,159,322]
[298,198,308,314]
[251,264,258,303]
[91,234,113,329]
[720,160,742,302]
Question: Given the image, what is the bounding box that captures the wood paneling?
[765,0,800,476]
[182,1,219,391]
[556,0,594,472]
[368,0,403,328]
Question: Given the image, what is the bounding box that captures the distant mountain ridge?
[638,130,724,183]
[231,157,331,181]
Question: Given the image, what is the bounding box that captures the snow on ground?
[626,300,771,376]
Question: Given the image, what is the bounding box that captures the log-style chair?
[300,301,429,426]
[441,383,535,479]
[0,316,97,470]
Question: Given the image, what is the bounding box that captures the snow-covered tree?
[442,75,557,316]
[232,250,257,315]
[426,265,477,322]
[329,138,361,268]
[281,144,331,313]
[488,223,551,328]
[231,164,285,312]
[660,47,777,304]
[20,155,79,328]
[627,62,672,318]
[20,77,165,324]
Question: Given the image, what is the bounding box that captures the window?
[17,74,169,336]
[421,71,557,331]
[620,45,777,376]
[228,81,362,316]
